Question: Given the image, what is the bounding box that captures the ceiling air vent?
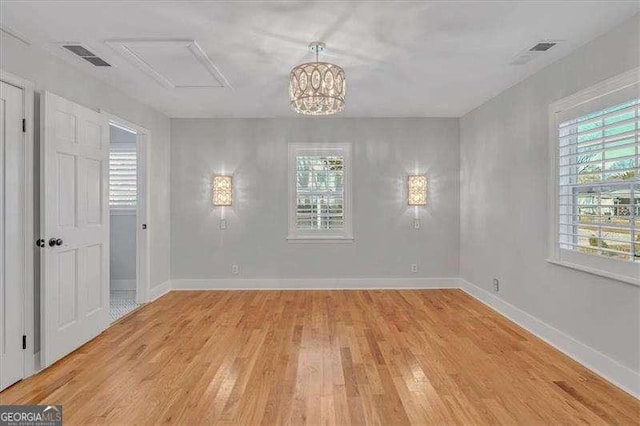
[62,44,111,67]
[509,40,560,66]
[529,42,556,52]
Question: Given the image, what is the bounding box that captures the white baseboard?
[170,277,459,291]
[459,278,640,399]
[110,279,136,291]
[147,280,171,302]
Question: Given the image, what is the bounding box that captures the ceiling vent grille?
[62,44,111,67]
[509,40,560,66]
[529,42,556,52]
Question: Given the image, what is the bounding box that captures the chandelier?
[289,41,345,115]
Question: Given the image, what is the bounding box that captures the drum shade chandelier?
[289,41,345,115]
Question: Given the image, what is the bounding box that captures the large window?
[550,70,639,285]
[288,143,352,241]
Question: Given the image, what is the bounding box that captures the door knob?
[49,238,63,247]
[36,239,45,248]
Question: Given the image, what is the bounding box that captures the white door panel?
[0,81,25,390]
[42,92,109,367]
[85,159,103,226]
[56,249,78,329]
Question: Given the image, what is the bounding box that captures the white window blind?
[288,143,352,241]
[558,98,639,262]
[296,155,344,230]
[109,143,137,210]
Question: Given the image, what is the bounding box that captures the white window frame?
[287,142,353,242]
[547,68,640,287]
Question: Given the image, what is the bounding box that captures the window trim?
[287,142,353,242]
[547,67,639,287]
[110,209,136,216]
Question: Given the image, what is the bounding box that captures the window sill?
[110,209,136,216]
[546,259,639,287]
[287,236,354,244]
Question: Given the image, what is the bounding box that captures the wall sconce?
[407,175,427,206]
[212,175,232,206]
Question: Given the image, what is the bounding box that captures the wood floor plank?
[1,289,638,425]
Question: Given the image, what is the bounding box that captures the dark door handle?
[36,239,45,247]
[49,238,63,247]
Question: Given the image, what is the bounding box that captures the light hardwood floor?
[1,290,638,425]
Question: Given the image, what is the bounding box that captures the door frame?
[100,110,151,304]
[0,69,35,377]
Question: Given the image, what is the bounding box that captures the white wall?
[171,118,459,283]
[110,214,136,287]
[460,14,640,374]
[0,34,171,293]
[1,33,171,352]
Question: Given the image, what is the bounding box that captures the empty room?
[0,1,639,424]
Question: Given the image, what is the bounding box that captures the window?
[288,143,352,241]
[558,99,638,262]
[109,143,137,211]
[550,69,639,285]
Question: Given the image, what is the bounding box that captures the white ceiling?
[1,1,638,118]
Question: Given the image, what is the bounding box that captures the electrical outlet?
[232,264,239,274]
[411,264,418,273]
[413,218,420,229]
[220,219,227,230]
[493,278,499,292]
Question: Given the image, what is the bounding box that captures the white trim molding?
[171,277,459,291]
[105,39,231,90]
[148,280,171,302]
[459,278,640,399]
[546,258,639,287]
[549,68,640,114]
[109,209,136,216]
[285,236,355,244]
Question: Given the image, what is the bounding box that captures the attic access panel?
[106,39,230,89]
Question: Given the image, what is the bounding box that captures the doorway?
[0,72,34,391]
[37,95,150,369]
[0,80,26,389]
[108,123,141,322]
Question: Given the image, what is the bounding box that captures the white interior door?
[41,92,109,367]
[0,81,25,390]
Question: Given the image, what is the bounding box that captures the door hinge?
[22,335,26,350]
[22,118,26,133]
